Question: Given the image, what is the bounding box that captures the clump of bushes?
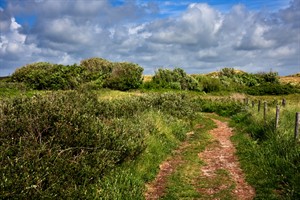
[193,97,243,117]
[147,68,200,91]
[0,91,198,199]
[246,83,299,95]
[9,61,299,95]
[0,91,146,198]
[80,57,113,75]
[10,62,85,90]
[194,75,223,93]
[10,58,144,91]
[103,62,143,91]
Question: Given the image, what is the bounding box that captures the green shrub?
[219,67,236,78]
[11,62,53,83]
[195,75,222,93]
[195,98,243,117]
[257,71,280,84]
[80,57,114,82]
[103,62,143,91]
[0,91,201,199]
[11,62,85,90]
[151,68,200,91]
[246,83,299,95]
[0,91,146,199]
[80,57,113,74]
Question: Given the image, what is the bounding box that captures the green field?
[0,60,299,199]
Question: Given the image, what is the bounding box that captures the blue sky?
[0,0,299,76]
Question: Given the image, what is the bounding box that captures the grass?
[94,111,192,199]
[0,91,198,199]
[1,85,299,199]
[96,88,144,100]
[280,76,300,85]
[230,100,300,199]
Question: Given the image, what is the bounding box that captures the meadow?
[0,58,299,199]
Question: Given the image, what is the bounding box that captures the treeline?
[144,67,299,95]
[7,57,299,95]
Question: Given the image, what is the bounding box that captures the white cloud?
[235,24,276,50]
[268,46,297,58]
[149,3,221,47]
[0,0,299,76]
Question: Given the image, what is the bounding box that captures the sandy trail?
[198,118,255,199]
[145,118,255,199]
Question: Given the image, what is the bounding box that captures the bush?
[195,98,243,117]
[80,57,114,82]
[219,67,236,78]
[103,62,143,91]
[195,75,222,93]
[151,68,200,91]
[257,71,280,84]
[246,83,299,95]
[80,57,113,74]
[0,91,146,199]
[11,63,85,90]
[0,91,201,198]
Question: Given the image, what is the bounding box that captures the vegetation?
[161,116,231,199]
[0,91,196,199]
[103,62,143,91]
[1,60,300,199]
[231,99,300,199]
[144,68,200,91]
[10,58,143,91]
[6,59,300,95]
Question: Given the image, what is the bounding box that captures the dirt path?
[144,140,190,200]
[198,118,255,199]
[145,117,255,199]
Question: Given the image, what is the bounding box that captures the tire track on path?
[145,116,255,199]
[198,118,255,199]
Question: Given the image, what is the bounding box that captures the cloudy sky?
[0,0,299,76]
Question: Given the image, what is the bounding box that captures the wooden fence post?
[282,99,286,107]
[295,112,300,140]
[252,101,255,108]
[258,100,261,112]
[275,105,280,130]
[264,102,267,125]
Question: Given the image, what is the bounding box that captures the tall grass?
[96,111,192,199]
[231,101,300,199]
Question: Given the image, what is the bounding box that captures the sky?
[0,0,299,76]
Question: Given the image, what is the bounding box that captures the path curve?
[198,118,255,199]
